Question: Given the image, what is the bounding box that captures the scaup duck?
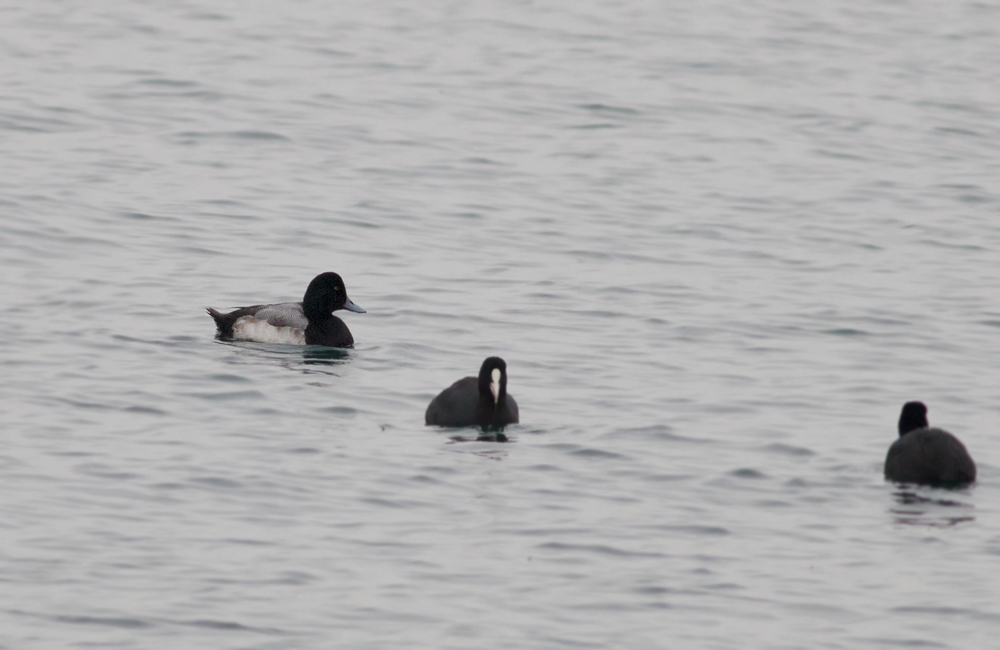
[425,357,519,429]
[884,401,976,485]
[207,272,365,347]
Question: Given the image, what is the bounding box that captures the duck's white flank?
[232,316,307,345]
[490,368,501,404]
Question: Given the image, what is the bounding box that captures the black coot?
[425,357,519,429]
[884,401,976,485]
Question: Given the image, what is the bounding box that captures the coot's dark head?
[898,401,929,436]
[477,356,508,405]
[302,272,365,320]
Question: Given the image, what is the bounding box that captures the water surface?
[3,1,1000,648]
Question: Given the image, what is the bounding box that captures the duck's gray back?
[252,302,309,330]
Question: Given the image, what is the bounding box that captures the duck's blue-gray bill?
[344,297,366,313]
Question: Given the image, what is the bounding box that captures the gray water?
[3,1,1000,648]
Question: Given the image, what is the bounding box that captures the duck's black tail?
[206,307,236,338]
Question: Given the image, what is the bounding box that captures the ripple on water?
[729,468,769,480]
[536,542,666,560]
[606,424,711,444]
[183,381,268,399]
[761,442,816,457]
[180,618,288,635]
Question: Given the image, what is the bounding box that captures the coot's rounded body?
[884,401,976,486]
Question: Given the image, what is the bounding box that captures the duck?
[425,357,519,429]
[207,272,365,347]
[884,401,976,485]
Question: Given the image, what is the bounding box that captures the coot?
[884,401,976,485]
[425,357,519,429]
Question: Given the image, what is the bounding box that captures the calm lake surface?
[3,1,1000,648]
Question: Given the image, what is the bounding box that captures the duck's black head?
[898,401,929,436]
[477,356,508,407]
[302,272,365,321]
